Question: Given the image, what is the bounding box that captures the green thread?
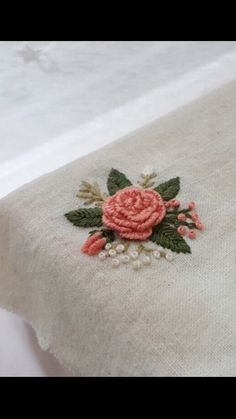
[167,208,190,215]
[107,168,132,195]
[65,207,103,228]
[150,222,191,254]
[136,243,155,254]
[154,177,180,201]
[76,180,107,206]
[137,171,157,188]
[165,212,197,229]
[123,242,130,252]
[175,221,197,229]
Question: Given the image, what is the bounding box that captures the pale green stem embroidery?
[136,243,144,254]
[123,242,130,252]
[136,243,156,254]
[137,172,157,188]
[77,181,108,206]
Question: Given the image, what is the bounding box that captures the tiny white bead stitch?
[130,251,139,260]
[165,251,174,261]
[98,251,107,261]
[153,250,161,259]
[142,166,155,177]
[116,244,125,253]
[108,249,117,257]
[105,243,112,250]
[111,258,120,268]
[133,260,142,270]
[121,255,130,264]
[143,256,151,266]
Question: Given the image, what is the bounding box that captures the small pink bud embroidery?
[188,201,196,210]
[177,226,188,236]
[196,221,204,231]
[169,198,180,208]
[191,212,200,222]
[177,213,187,221]
[188,229,197,240]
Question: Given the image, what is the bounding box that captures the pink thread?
[81,232,106,255]
[177,213,187,221]
[190,212,200,222]
[177,225,187,236]
[196,221,204,231]
[169,198,180,208]
[88,237,106,255]
[188,229,196,239]
[188,201,196,210]
[102,187,166,240]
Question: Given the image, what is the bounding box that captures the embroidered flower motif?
[65,168,204,270]
[102,187,166,240]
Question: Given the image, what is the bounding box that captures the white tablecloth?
[1,41,236,376]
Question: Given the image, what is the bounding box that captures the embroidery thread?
[65,168,204,270]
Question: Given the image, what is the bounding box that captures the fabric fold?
[0,81,236,376]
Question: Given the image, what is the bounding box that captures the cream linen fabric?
[0,82,236,376]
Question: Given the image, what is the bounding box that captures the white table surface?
[1,41,236,376]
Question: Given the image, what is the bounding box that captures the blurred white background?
[1,41,236,376]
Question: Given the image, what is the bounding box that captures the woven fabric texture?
[0,81,235,376]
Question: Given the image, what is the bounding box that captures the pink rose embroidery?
[102,187,166,240]
[65,168,204,263]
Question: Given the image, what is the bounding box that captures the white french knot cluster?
[98,242,174,270]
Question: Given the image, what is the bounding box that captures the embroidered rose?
[102,186,166,240]
[65,168,204,262]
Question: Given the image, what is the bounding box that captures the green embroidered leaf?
[154,177,180,201]
[65,207,102,227]
[150,222,191,254]
[107,168,132,195]
[100,229,115,242]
